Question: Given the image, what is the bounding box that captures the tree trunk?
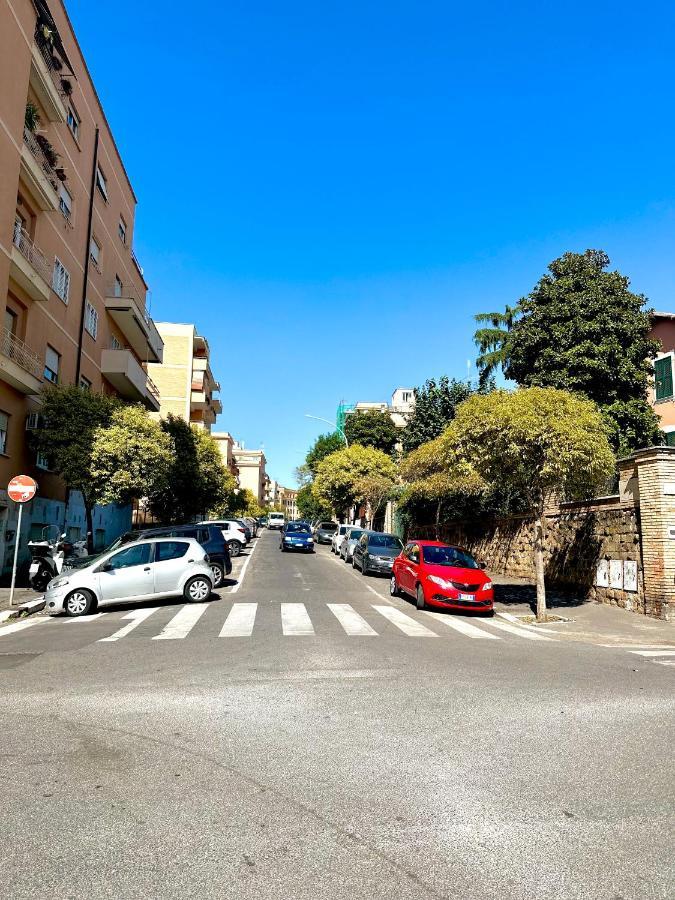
[533,509,547,622]
[84,501,95,554]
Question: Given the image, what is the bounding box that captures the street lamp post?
[304,414,348,447]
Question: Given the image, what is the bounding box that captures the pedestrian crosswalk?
[0,601,555,645]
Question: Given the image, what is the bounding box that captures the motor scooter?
[28,528,89,592]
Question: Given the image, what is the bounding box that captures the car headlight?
[307,538,314,543]
[427,575,453,590]
[482,581,493,591]
[49,577,70,590]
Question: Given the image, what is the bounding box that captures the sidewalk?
[491,571,675,646]
[0,587,44,620]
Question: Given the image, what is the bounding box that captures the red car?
[391,540,494,614]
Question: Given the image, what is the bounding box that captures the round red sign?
[7,475,38,503]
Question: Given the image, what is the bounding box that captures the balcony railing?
[0,327,43,380]
[22,127,59,191]
[145,373,160,404]
[13,219,51,283]
[34,27,69,102]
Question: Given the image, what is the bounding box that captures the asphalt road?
[0,529,673,899]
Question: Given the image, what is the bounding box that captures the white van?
[268,512,285,531]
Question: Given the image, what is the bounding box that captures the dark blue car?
[280,521,315,553]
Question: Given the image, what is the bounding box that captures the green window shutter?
[666,431,675,448]
[655,357,673,400]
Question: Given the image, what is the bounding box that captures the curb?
[0,596,45,622]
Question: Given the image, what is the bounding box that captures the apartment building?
[146,323,222,432]
[232,445,267,505]
[264,475,278,508]
[0,0,163,571]
[277,486,298,520]
[212,431,239,480]
[344,388,416,429]
[649,312,675,445]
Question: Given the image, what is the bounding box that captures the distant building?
[344,387,415,430]
[212,432,239,481]
[232,445,267,505]
[649,312,675,445]
[147,323,221,432]
[277,486,299,520]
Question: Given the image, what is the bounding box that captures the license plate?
[459,592,476,601]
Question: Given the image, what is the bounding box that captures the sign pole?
[8,502,23,608]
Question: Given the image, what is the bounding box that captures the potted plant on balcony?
[25,102,41,133]
[35,134,59,168]
[60,78,73,96]
[55,168,67,182]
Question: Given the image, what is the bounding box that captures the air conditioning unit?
[25,412,42,430]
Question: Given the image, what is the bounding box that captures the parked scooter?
[28,528,89,592]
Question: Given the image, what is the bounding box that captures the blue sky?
[69,0,675,487]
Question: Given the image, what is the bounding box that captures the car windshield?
[287,523,310,533]
[369,534,403,550]
[423,545,480,569]
[319,523,337,531]
[348,530,364,540]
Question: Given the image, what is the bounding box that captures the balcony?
[105,288,163,363]
[0,327,43,395]
[190,389,209,409]
[10,221,51,301]
[101,348,160,411]
[21,128,59,211]
[212,398,223,415]
[30,31,68,123]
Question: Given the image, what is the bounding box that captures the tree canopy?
[401,376,477,454]
[306,432,345,476]
[296,483,333,522]
[313,444,397,516]
[344,410,399,456]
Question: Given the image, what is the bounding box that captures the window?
[666,432,675,448]
[89,237,101,269]
[95,166,108,201]
[655,356,673,401]
[4,308,17,335]
[79,376,91,391]
[52,258,70,303]
[44,345,60,384]
[36,450,51,470]
[110,334,121,350]
[0,412,8,455]
[402,391,411,403]
[66,104,80,141]
[118,216,127,244]
[59,184,72,220]
[155,541,189,562]
[106,543,152,570]
[114,275,123,297]
[84,302,98,339]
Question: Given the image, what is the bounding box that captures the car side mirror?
[479,561,487,570]
[99,562,113,572]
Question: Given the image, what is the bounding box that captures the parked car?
[314,521,338,545]
[45,537,213,617]
[391,541,494,613]
[89,523,231,589]
[268,512,285,531]
[331,523,355,554]
[352,531,403,576]
[244,517,259,538]
[198,520,248,557]
[280,521,314,553]
[339,527,365,562]
[259,516,268,528]
[236,519,253,542]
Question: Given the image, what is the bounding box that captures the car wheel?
[390,575,399,597]
[210,564,224,588]
[228,540,241,558]
[64,589,95,617]
[416,585,426,611]
[184,576,211,602]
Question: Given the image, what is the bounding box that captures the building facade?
[146,323,221,432]
[212,431,239,480]
[232,446,266,505]
[0,0,163,572]
[344,388,416,430]
[277,486,298,520]
[650,312,675,444]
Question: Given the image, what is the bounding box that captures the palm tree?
[473,304,519,385]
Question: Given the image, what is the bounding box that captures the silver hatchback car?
[44,537,213,617]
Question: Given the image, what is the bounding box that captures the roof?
[652,311,675,321]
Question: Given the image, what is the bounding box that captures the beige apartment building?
[277,486,298,520]
[212,431,239,480]
[0,0,163,569]
[232,446,267,505]
[146,323,221,431]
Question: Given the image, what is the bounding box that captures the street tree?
[473,305,519,386]
[344,410,399,457]
[297,483,333,522]
[354,472,396,529]
[313,444,397,519]
[306,432,345,476]
[228,488,262,517]
[90,405,172,507]
[445,387,615,621]
[401,376,478,454]
[30,386,120,550]
[399,435,484,538]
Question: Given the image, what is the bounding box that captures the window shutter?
[655,357,673,401]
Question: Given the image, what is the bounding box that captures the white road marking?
[372,605,437,637]
[480,617,554,641]
[629,649,675,657]
[63,613,104,623]
[152,604,208,640]
[229,539,259,594]
[600,644,675,650]
[98,607,159,642]
[0,616,51,637]
[220,603,257,637]
[281,603,315,635]
[424,611,499,639]
[656,660,675,667]
[327,603,378,636]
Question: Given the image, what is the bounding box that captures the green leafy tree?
[90,405,172,507]
[473,305,519,386]
[354,472,396,529]
[445,387,615,621]
[344,410,399,456]
[313,444,397,519]
[306,432,345,476]
[149,415,235,523]
[30,386,120,550]
[228,488,262,517]
[401,376,477,454]
[297,483,333,522]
